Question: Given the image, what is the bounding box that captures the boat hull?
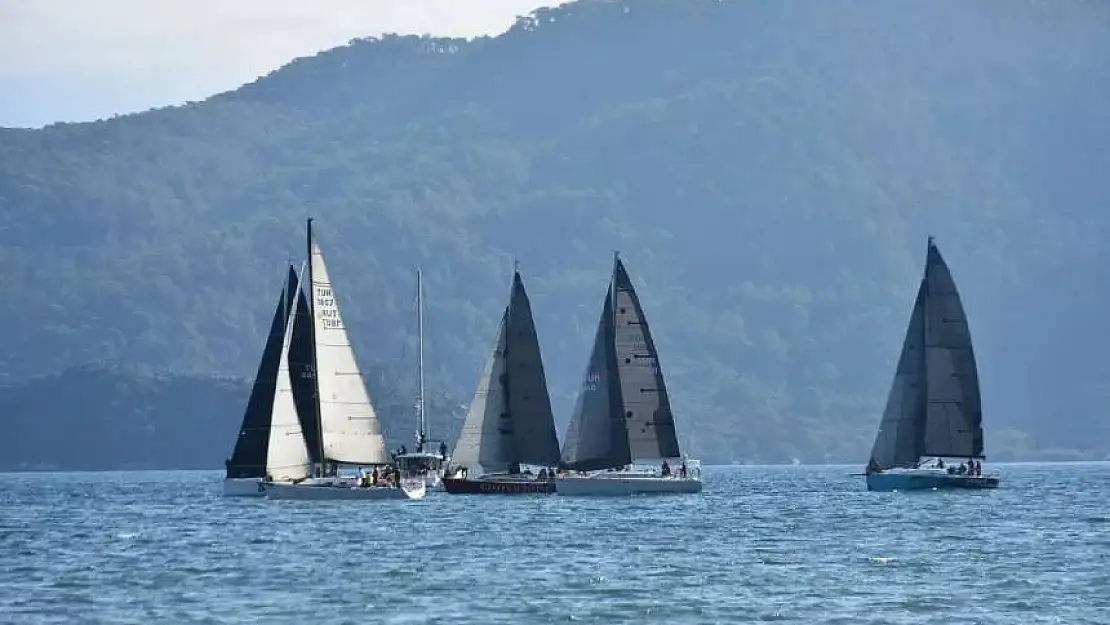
[264,480,426,500]
[553,475,703,496]
[222,477,266,497]
[442,476,555,495]
[866,471,1000,492]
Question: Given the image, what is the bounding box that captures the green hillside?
[1,0,1109,466]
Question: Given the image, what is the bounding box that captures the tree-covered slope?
[1,0,1109,465]
[0,363,458,471]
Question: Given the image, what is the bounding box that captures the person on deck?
[680,460,688,479]
[439,441,448,460]
[661,461,671,477]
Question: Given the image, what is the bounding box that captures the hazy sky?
[0,0,554,128]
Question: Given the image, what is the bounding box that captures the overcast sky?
[0,0,553,128]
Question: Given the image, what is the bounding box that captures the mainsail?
[307,220,389,465]
[867,237,984,471]
[226,266,298,479]
[561,257,682,470]
[921,241,983,459]
[451,271,561,472]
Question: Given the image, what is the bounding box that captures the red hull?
[442,477,555,495]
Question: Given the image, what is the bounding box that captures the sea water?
[0,464,1107,624]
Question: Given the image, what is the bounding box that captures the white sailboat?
[223,264,315,497]
[554,253,703,496]
[265,219,425,501]
[395,268,450,489]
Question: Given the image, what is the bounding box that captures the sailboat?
[264,219,426,500]
[863,236,999,492]
[553,254,702,496]
[223,264,319,497]
[394,268,450,488]
[442,267,562,494]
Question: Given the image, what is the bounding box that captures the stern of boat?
[222,478,266,497]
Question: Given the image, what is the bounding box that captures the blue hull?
[866,472,1000,492]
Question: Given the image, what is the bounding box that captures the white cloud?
[0,0,555,126]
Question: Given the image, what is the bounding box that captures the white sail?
[266,272,312,481]
[451,316,510,473]
[310,239,389,465]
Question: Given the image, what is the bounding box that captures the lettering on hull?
[445,479,554,494]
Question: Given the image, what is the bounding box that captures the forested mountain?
[1,0,1109,467]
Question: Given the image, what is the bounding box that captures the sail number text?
[314,286,344,330]
[583,371,600,392]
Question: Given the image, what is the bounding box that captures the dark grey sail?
[611,259,682,460]
[289,286,323,465]
[560,286,628,471]
[226,266,298,479]
[451,271,561,472]
[867,282,927,471]
[561,257,682,470]
[921,240,984,459]
[866,237,983,471]
[504,272,562,466]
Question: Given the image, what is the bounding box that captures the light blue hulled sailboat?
[864,237,999,492]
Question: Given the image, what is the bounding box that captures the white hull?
[554,474,703,496]
[222,478,266,497]
[264,478,427,500]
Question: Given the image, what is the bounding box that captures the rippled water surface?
[1,464,1108,624]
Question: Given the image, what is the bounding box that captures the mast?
[417,267,426,447]
[504,260,517,468]
[306,217,325,474]
[611,250,619,328]
[918,235,932,462]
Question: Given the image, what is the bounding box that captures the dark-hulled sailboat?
[223,264,321,497]
[442,268,562,494]
[553,254,702,496]
[864,237,999,491]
